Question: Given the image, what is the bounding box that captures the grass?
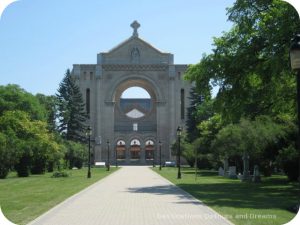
[0,167,118,225]
[153,167,300,225]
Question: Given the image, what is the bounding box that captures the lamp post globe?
[177,126,182,179]
[290,34,300,183]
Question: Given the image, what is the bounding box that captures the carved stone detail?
[102,64,168,71]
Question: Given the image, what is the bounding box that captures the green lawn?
[153,167,299,225]
[0,167,118,225]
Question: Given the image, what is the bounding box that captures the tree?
[183,1,300,178]
[0,111,63,177]
[36,94,57,131]
[184,0,300,123]
[186,87,209,142]
[0,84,47,121]
[212,116,288,174]
[64,140,87,169]
[0,132,13,178]
[56,69,87,142]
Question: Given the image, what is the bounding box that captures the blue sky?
[0,0,236,96]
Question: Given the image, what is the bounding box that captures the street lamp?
[177,126,182,179]
[290,34,300,182]
[150,141,155,167]
[86,126,92,178]
[159,140,162,170]
[115,142,118,168]
[106,140,110,171]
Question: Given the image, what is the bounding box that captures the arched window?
[130,139,141,160]
[116,140,126,160]
[130,139,141,146]
[145,140,154,160]
[117,140,125,146]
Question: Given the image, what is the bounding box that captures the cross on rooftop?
[131,20,140,37]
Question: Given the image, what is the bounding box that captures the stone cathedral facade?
[71,21,192,165]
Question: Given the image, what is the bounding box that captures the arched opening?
[130,139,141,160]
[116,140,126,160]
[145,140,154,160]
[120,86,151,119]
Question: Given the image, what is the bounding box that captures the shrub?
[31,157,46,174]
[0,165,9,179]
[277,145,299,181]
[64,141,87,169]
[15,155,31,177]
[51,171,69,178]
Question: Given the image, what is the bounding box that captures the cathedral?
[71,21,192,165]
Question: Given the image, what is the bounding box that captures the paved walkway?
[28,166,233,225]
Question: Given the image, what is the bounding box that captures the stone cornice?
[102,64,169,71]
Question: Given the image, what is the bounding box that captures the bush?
[277,145,299,181]
[15,155,31,177]
[196,154,214,169]
[0,166,9,179]
[51,171,69,178]
[64,141,87,169]
[47,161,54,172]
[31,157,46,174]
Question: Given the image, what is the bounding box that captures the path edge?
[148,167,235,225]
[26,167,123,225]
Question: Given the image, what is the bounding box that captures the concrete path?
[28,166,233,225]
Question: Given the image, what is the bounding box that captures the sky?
[0,0,237,96]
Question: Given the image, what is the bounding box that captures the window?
[133,123,138,131]
[86,88,90,114]
[145,140,154,160]
[130,139,141,159]
[116,140,126,159]
[180,89,185,119]
[90,72,93,80]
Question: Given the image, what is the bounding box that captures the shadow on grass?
[128,171,299,213]
[176,176,300,212]
[182,170,218,176]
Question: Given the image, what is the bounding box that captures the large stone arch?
[105,73,165,103]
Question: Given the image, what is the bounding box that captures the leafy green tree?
[0,132,13,178]
[277,145,299,181]
[0,84,47,121]
[184,0,300,177]
[212,116,287,174]
[64,140,87,169]
[36,94,57,131]
[0,111,62,177]
[56,69,87,142]
[184,0,300,123]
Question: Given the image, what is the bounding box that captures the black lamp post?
[177,126,182,179]
[106,140,110,171]
[115,142,118,168]
[159,140,162,170]
[150,141,155,167]
[290,34,300,183]
[86,126,92,178]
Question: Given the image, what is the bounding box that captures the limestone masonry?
[71,21,192,165]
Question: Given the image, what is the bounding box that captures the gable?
[97,37,173,65]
